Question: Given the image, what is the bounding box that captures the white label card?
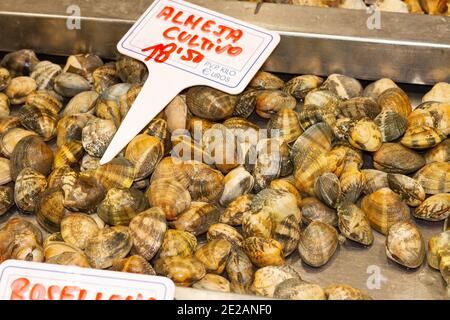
[0,260,175,300]
[100,0,280,164]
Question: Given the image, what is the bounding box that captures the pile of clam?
[0,49,449,300]
[241,0,449,15]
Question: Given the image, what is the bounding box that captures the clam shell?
[0,116,21,136]
[57,114,94,147]
[18,104,57,141]
[171,202,220,236]
[226,246,253,294]
[291,123,333,165]
[250,265,302,298]
[53,72,91,97]
[338,97,380,120]
[361,187,410,235]
[201,124,239,173]
[242,208,272,238]
[321,74,363,99]
[400,125,446,150]
[363,78,398,100]
[386,221,425,268]
[422,82,450,103]
[297,103,336,131]
[193,274,231,293]
[63,53,103,82]
[186,86,237,121]
[233,90,258,118]
[60,213,100,250]
[223,117,259,145]
[46,251,91,268]
[325,284,372,300]
[207,223,243,247]
[80,154,101,172]
[339,163,365,203]
[129,207,167,260]
[30,61,62,90]
[1,49,39,77]
[387,173,426,207]
[267,108,302,143]
[25,90,63,116]
[220,194,254,226]
[53,141,84,169]
[219,166,253,206]
[252,138,282,192]
[300,197,338,227]
[116,55,148,84]
[249,71,284,90]
[304,89,340,111]
[0,184,13,216]
[348,118,382,152]
[251,188,301,225]
[14,168,48,213]
[314,173,341,208]
[88,156,134,190]
[81,118,117,157]
[162,149,198,181]
[195,239,232,274]
[111,255,155,275]
[144,118,171,155]
[36,187,71,233]
[425,139,450,163]
[414,102,450,135]
[274,278,326,300]
[377,87,412,118]
[373,143,425,174]
[147,178,191,221]
[270,178,302,206]
[97,188,148,226]
[414,193,450,221]
[0,67,11,91]
[414,162,450,194]
[273,215,301,257]
[374,110,407,142]
[298,221,338,267]
[0,93,10,118]
[337,202,374,246]
[282,75,323,99]
[5,76,37,104]
[154,256,205,286]
[158,229,197,259]
[242,236,284,267]
[64,91,98,116]
[85,226,132,269]
[95,83,132,127]
[164,95,189,133]
[0,158,12,186]
[1,128,37,158]
[184,161,224,203]
[427,231,450,269]
[125,134,164,181]
[255,90,296,119]
[62,173,106,213]
[92,62,119,94]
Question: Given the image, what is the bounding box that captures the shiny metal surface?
[0,0,449,84]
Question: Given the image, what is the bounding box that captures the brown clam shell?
[129,207,167,260]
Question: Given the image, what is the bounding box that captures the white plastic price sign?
[0,260,175,300]
[100,0,280,164]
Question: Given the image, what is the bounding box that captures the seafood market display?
[0,49,449,300]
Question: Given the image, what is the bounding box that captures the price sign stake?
[100,0,280,164]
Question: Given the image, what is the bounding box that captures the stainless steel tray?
[0,0,449,85]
